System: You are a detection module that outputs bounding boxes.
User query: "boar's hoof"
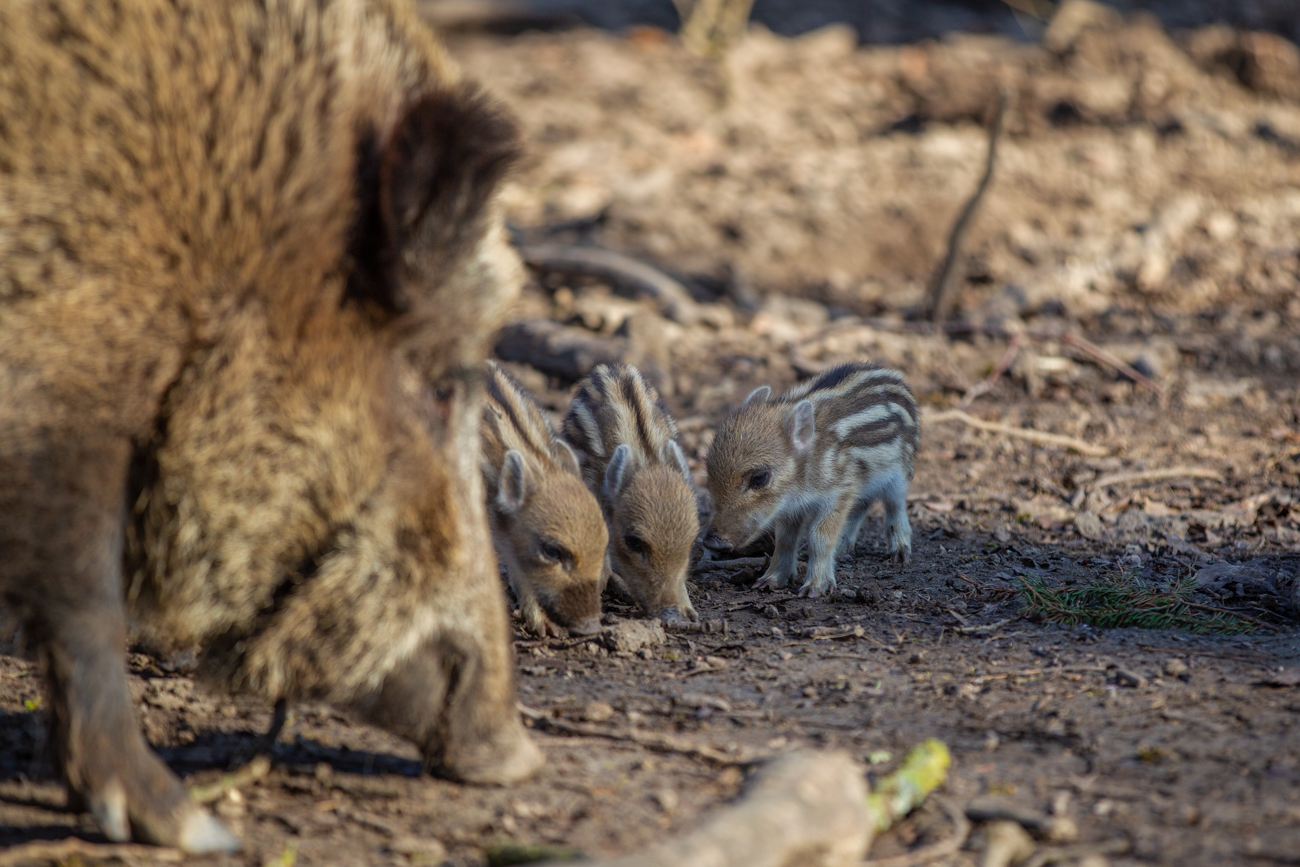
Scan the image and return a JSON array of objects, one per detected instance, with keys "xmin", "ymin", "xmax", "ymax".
[
  {"xmin": 176, "ymin": 806, "xmax": 242, "ymax": 853},
  {"xmin": 86, "ymin": 777, "xmax": 239, "ymax": 853},
  {"xmin": 568, "ymin": 615, "xmax": 603, "ymax": 637},
  {"xmin": 435, "ymin": 723, "xmax": 544, "ymax": 785}
]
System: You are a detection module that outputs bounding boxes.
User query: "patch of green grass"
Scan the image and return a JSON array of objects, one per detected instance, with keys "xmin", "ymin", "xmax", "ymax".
[{"xmin": 1017, "ymin": 569, "xmax": 1256, "ymax": 634}]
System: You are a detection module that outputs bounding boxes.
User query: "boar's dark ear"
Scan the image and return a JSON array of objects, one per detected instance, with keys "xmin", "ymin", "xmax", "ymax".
[{"xmin": 346, "ymin": 84, "xmax": 521, "ymax": 318}]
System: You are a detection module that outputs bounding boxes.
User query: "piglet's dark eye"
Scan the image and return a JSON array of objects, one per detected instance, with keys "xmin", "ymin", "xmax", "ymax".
[
  {"xmin": 539, "ymin": 542, "xmax": 566, "ymax": 564},
  {"xmin": 623, "ymin": 533, "xmax": 649, "ymax": 557},
  {"xmin": 747, "ymin": 469, "xmax": 771, "ymax": 491}
]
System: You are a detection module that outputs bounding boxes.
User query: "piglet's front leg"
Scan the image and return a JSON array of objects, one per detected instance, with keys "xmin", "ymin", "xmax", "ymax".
[
  {"xmin": 752, "ymin": 515, "xmax": 802, "ymax": 591},
  {"xmin": 798, "ymin": 498, "xmax": 853, "ymax": 599},
  {"xmin": 880, "ymin": 471, "xmax": 913, "ymax": 564}
]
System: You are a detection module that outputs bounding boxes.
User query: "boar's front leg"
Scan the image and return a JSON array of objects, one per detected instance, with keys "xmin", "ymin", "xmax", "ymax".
[
  {"xmin": 2, "ymin": 437, "xmax": 237, "ymax": 852},
  {"xmin": 356, "ymin": 625, "xmax": 543, "ymax": 785}
]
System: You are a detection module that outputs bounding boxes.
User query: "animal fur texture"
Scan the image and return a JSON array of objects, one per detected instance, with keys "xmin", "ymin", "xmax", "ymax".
[
  {"xmin": 0, "ymin": 0, "xmax": 538, "ymax": 852},
  {"xmin": 706, "ymin": 362, "xmax": 919, "ymax": 598},
  {"xmin": 562, "ymin": 363, "xmax": 700, "ymax": 621},
  {"xmin": 481, "ymin": 361, "xmax": 607, "ymax": 637}
]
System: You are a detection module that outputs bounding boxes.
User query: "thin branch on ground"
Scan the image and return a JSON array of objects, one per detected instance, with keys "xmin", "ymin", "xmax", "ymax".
[
  {"xmin": 1023, "ymin": 837, "xmax": 1132, "ymax": 867},
  {"xmin": 952, "ymin": 618, "xmax": 1014, "ymax": 635},
  {"xmin": 925, "ymin": 409, "xmax": 1108, "ymax": 456},
  {"xmin": 518, "ymin": 243, "xmax": 701, "ymax": 325},
  {"xmin": 1091, "ymin": 466, "xmax": 1223, "ymax": 489},
  {"xmin": 518, "ymin": 704, "xmax": 760, "ymax": 766},
  {"xmin": 0, "ymin": 839, "xmax": 183, "ymax": 866},
  {"xmin": 189, "ymin": 754, "xmax": 272, "ymax": 804},
  {"xmin": 927, "ymin": 88, "xmax": 1009, "ymax": 321},
  {"xmin": 862, "ymin": 798, "xmax": 971, "ymax": 867},
  {"xmin": 958, "ymin": 332, "xmax": 1023, "ymax": 408},
  {"xmin": 1060, "ymin": 333, "xmax": 1165, "ymax": 398},
  {"xmin": 663, "ymin": 619, "xmax": 731, "ymax": 634},
  {"xmin": 695, "ymin": 556, "xmax": 769, "ymax": 573}
]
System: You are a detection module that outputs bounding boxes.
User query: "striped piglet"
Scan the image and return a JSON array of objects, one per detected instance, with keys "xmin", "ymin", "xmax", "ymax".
[
  {"xmin": 562, "ymin": 364, "xmax": 700, "ymax": 622},
  {"xmin": 481, "ymin": 361, "xmax": 607, "ymax": 636},
  {"xmin": 705, "ymin": 362, "xmax": 919, "ymax": 598}
]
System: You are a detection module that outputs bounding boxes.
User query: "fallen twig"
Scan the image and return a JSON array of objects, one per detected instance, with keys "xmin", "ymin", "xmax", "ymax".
[
  {"xmin": 927, "ymin": 88, "xmax": 1009, "ymax": 321},
  {"xmin": 799, "ymin": 625, "xmax": 867, "ymax": 641},
  {"xmin": 965, "ymin": 798, "xmax": 1077, "ymax": 843},
  {"xmin": 980, "ymin": 820, "xmax": 1036, "ymax": 867},
  {"xmin": 952, "ymin": 618, "xmax": 1014, "ymax": 635},
  {"xmin": 575, "ymin": 750, "xmax": 870, "ymax": 867},
  {"xmin": 695, "ymin": 556, "xmax": 769, "ymax": 573},
  {"xmin": 0, "ymin": 839, "xmax": 183, "ymax": 866},
  {"xmin": 1091, "ymin": 466, "xmax": 1223, "ymax": 489},
  {"xmin": 518, "ymin": 704, "xmax": 756, "ymax": 766},
  {"xmin": 189, "ymin": 754, "xmax": 271, "ymax": 804},
  {"xmin": 519, "ymin": 243, "xmax": 701, "ymax": 325},
  {"xmin": 663, "ymin": 619, "xmax": 731, "ymax": 634},
  {"xmin": 1023, "ymin": 837, "xmax": 1131, "ymax": 867},
  {"xmin": 925, "ymin": 409, "xmax": 1108, "ymax": 456},
  {"xmin": 1060, "ymin": 333, "xmax": 1164, "ymax": 398},
  {"xmin": 862, "ymin": 798, "xmax": 971, "ymax": 867},
  {"xmin": 958, "ymin": 332, "xmax": 1023, "ymax": 409},
  {"xmin": 495, "ymin": 318, "xmax": 625, "ymax": 382}
]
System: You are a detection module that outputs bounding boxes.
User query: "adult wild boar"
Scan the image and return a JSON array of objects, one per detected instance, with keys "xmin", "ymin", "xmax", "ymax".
[{"xmin": 0, "ymin": 0, "xmax": 541, "ymax": 852}]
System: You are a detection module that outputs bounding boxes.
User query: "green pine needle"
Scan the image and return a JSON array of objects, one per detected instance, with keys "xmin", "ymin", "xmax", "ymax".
[{"xmin": 1017, "ymin": 569, "xmax": 1256, "ymax": 635}]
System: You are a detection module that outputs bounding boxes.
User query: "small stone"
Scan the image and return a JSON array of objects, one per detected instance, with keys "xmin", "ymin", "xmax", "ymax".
[
  {"xmin": 651, "ymin": 787, "xmax": 679, "ymax": 815},
  {"xmin": 1074, "ymin": 512, "xmax": 1103, "ymax": 540},
  {"xmin": 604, "ymin": 619, "xmax": 667, "ymax": 654},
  {"xmin": 1163, "ymin": 658, "xmax": 1189, "ymax": 679},
  {"xmin": 389, "ymin": 836, "xmax": 448, "ymax": 865},
  {"xmin": 1113, "ymin": 669, "xmax": 1146, "ymax": 688},
  {"xmin": 582, "ymin": 700, "xmax": 614, "ymax": 723}
]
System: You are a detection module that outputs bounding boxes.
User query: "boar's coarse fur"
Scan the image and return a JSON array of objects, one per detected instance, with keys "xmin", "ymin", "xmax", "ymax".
[{"xmin": 0, "ymin": 0, "xmax": 541, "ymax": 852}]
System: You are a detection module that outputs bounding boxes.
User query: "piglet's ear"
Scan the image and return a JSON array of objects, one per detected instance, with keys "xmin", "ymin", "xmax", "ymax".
[
  {"xmin": 498, "ymin": 450, "xmax": 528, "ymax": 514},
  {"xmin": 741, "ymin": 386, "xmax": 771, "ymax": 409},
  {"xmin": 665, "ymin": 440, "xmax": 691, "ymax": 483},
  {"xmin": 553, "ymin": 438, "xmax": 583, "ymax": 478},
  {"xmin": 788, "ymin": 399, "xmax": 815, "ymax": 455},
  {"xmin": 346, "ymin": 83, "xmax": 521, "ymax": 317},
  {"xmin": 603, "ymin": 443, "xmax": 631, "ymax": 503}
]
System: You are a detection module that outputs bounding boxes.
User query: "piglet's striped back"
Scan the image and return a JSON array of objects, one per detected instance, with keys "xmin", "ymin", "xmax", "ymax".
[
  {"xmin": 482, "ymin": 361, "xmax": 572, "ymax": 486},
  {"xmin": 561, "ymin": 363, "xmax": 680, "ymax": 489},
  {"xmin": 780, "ymin": 362, "xmax": 919, "ymax": 469}
]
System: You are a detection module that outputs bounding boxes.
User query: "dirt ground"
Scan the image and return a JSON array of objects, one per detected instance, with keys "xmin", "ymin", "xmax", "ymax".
[{"xmin": 4, "ymin": 5, "xmax": 1300, "ymax": 866}]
